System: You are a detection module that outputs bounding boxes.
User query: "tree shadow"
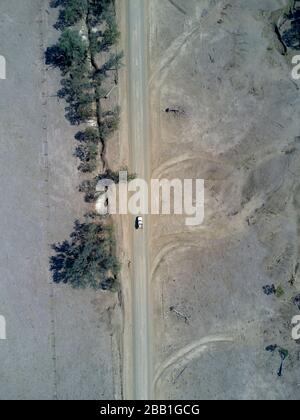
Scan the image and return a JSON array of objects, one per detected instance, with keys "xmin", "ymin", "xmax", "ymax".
[
  {"xmin": 282, "ymin": 8, "xmax": 300, "ymax": 50},
  {"xmin": 50, "ymin": 217, "xmax": 119, "ymax": 290}
]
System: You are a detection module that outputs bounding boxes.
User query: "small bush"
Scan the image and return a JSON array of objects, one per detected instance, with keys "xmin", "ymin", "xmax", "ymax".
[
  {"xmin": 97, "ymin": 52, "xmax": 124, "ymax": 77},
  {"xmin": 75, "ymin": 127, "xmax": 100, "ymax": 143},
  {"xmin": 75, "ymin": 142, "xmax": 98, "ymax": 173},
  {"xmin": 99, "ymin": 106, "xmax": 120, "ymax": 138},
  {"xmin": 79, "ymin": 179, "xmax": 99, "ymax": 202},
  {"xmin": 276, "ymin": 285, "xmax": 285, "ymax": 298}
]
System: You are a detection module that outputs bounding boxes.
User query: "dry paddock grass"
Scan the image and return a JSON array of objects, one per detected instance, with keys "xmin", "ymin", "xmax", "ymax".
[
  {"xmin": 0, "ymin": 0, "xmax": 120, "ymax": 400},
  {"xmin": 148, "ymin": 0, "xmax": 300, "ymax": 400}
]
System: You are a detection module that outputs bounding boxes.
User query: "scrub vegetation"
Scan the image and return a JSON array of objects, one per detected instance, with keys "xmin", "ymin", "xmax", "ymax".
[{"xmin": 47, "ymin": 0, "xmax": 123, "ymax": 290}]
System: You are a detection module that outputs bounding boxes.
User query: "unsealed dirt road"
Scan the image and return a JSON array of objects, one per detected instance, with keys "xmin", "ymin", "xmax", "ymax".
[{"xmin": 126, "ymin": 0, "xmax": 153, "ymax": 400}]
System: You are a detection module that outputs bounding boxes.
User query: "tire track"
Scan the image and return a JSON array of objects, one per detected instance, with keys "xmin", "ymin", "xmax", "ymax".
[
  {"xmin": 149, "ymin": 23, "xmax": 203, "ymax": 87},
  {"xmin": 149, "ymin": 1, "xmax": 223, "ymax": 87},
  {"xmin": 154, "ymin": 335, "xmax": 235, "ymax": 392},
  {"xmin": 167, "ymin": 0, "xmax": 187, "ymax": 16}
]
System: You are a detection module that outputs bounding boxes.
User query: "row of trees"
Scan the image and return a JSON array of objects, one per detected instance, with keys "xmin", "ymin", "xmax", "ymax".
[
  {"xmin": 47, "ymin": 0, "xmax": 123, "ymax": 290},
  {"xmin": 51, "ymin": 0, "xmax": 118, "ymax": 30},
  {"xmin": 46, "ymin": 29, "xmax": 122, "ymax": 123}
]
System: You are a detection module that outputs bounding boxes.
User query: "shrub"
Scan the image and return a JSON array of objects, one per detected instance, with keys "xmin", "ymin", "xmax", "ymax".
[
  {"xmin": 97, "ymin": 52, "xmax": 124, "ymax": 77},
  {"xmin": 99, "ymin": 106, "xmax": 120, "ymax": 138},
  {"xmin": 75, "ymin": 127, "xmax": 100, "ymax": 143},
  {"xmin": 75, "ymin": 142, "xmax": 98, "ymax": 173},
  {"xmin": 276, "ymin": 285, "xmax": 285, "ymax": 298},
  {"xmin": 79, "ymin": 179, "xmax": 99, "ymax": 202}
]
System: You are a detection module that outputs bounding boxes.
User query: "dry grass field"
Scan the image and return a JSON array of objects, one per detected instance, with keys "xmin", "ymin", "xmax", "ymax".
[
  {"xmin": 146, "ymin": 0, "xmax": 300, "ymax": 399},
  {"xmin": 0, "ymin": 0, "xmax": 120, "ymax": 400}
]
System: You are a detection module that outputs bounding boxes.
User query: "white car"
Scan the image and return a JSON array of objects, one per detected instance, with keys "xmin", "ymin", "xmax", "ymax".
[{"xmin": 136, "ymin": 216, "xmax": 144, "ymax": 230}]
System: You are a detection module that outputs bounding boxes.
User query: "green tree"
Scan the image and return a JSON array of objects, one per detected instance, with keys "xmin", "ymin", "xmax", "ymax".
[
  {"xmin": 99, "ymin": 19, "xmax": 120, "ymax": 51},
  {"xmin": 75, "ymin": 142, "xmax": 98, "ymax": 173},
  {"xmin": 75, "ymin": 127, "xmax": 100, "ymax": 144},
  {"xmin": 46, "ymin": 29, "xmax": 88, "ymax": 73},
  {"xmin": 58, "ymin": 29, "xmax": 88, "ymax": 70},
  {"xmin": 64, "ymin": 0, "xmax": 88, "ymax": 26},
  {"xmin": 97, "ymin": 52, "xmax": 124, "ymax": 77},
  {"xmin": 88, "ymin": 0, "xmax": 115, "ymax": 25},
  {"xmin": 99, "ymin": 105, "xmax": 120, "ymax": 138},
  {"xmin": 50, "ymin": 216, "xmax": 120, "ymax": 290}
]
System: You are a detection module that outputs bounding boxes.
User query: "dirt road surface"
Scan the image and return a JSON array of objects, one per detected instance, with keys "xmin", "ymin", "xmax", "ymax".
[{"xmin": 127, "ymin": 0, "xmax": 153, "ymax": 400}]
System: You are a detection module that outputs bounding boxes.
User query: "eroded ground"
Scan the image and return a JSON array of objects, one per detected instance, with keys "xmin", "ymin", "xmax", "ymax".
[{"xmin": 149, "ymin": 0, "xmax": 300, "ymax": 400}]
